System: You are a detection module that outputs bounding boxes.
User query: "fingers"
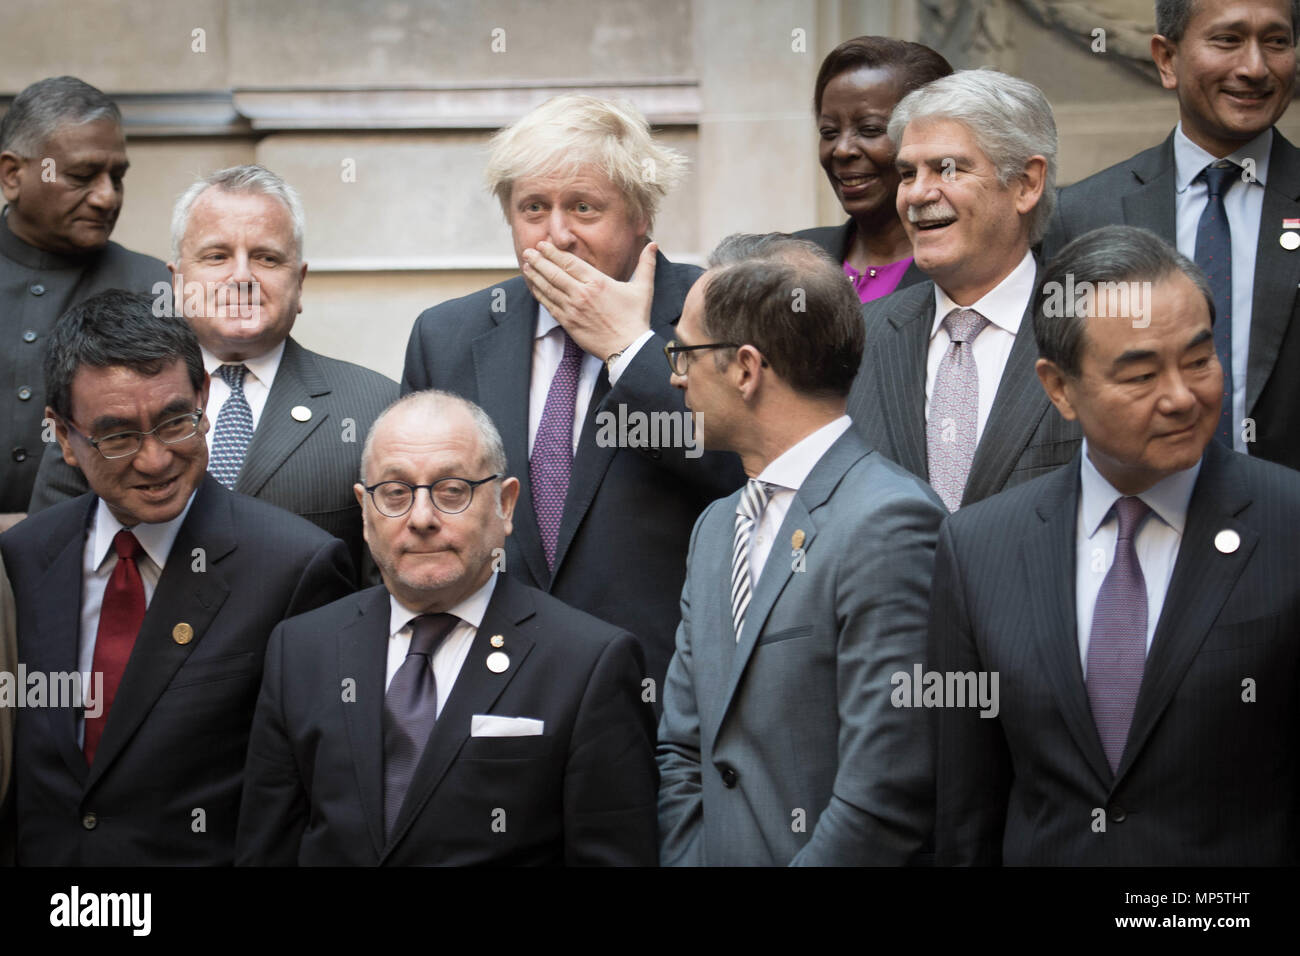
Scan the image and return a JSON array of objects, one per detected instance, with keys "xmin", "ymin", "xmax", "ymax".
[{"xmin": 631, "ymin": 241, "xmax": 658, "ymax": 291}]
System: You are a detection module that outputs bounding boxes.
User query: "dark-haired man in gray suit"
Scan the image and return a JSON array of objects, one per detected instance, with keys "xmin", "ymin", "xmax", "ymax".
[
  {"xmin": 933, "ymin": 225, "xmax": 1300, "ymax": 865},
  {"xmin": 29, "ymin": 165, "xmax": 397, "ymax": 583},
  {"xmin": 848, "ymin": 70, "xmax": 1080, "ymax": 511},
  {"xmin": 657, "ymin": 234, "xmax": 944, "ymax": 866}
]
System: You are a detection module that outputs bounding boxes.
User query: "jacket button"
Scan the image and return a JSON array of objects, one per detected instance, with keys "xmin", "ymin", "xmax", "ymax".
[
  {"xmin": 11, "ymin": 447, "xmax": 27, "ymax": 463},
  {"xmin": 22, "ymin": 329, "xmax": 37, "ymax": 343},
  {"xmin": 719, "ymin": 765, "xmax": 738, "ymax": 788},
  {"xmin": 1109, "ymin": 806, "xmax": 1127, "ymax": 823},
  {"xmin": 82, "ymin": 812, "xmax": 98, "ymax": 830},
  {"xmin": 17, "ymin": 386, "xmax": 31, "ymax": 401},
  {"xmin": 30, "ymin": 283, "xmax": 45, "ymax": 296}
]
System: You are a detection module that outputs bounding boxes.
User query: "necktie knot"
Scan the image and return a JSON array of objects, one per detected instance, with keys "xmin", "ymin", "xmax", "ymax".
[
  {"xmin": 218, "ymin": 363, "xmax": 248, "ymax": 390},
  {"xmin": 1200, "ymin": 161, "xmax": 1241, "ymax": 199},
  {"xmin": 407, "ymin": 612, "xmax": 458, "ymax": 658},
  {"xmin": 943, "ymin": 308, "xmax": 989, "ymax": 346},
  {"xmin": 737, "ymin": 479, "xmax": 773, "ymax": 520},
  {"xmin": 112, "ymin": 528, "xmax": 142, "ymax": 561},
  {"xmin": 1112, "ymin": 496, "xmax": 1150, "ymax": 542}
]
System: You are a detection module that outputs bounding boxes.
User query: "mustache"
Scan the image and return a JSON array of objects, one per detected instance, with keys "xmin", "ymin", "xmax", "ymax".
[{"xmin": 906, "ymin": 203, "xmax": 958, "ymax": 224}]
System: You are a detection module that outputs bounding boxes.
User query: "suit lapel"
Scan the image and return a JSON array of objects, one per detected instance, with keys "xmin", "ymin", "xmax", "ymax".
[
  {"xmin": 1021, "ymin": 458, "xmax": 1114, "ymax": 788},
  {"xmin": 1116, "ymin": 443, "xmax": 1255, "ymax": 782},
  {"xmin": 1119, "ymin": 133, "xmax": 1178, "ymax": 238},
  {"xmin": 873, "ymin": 284, "xmax": 930, "ymax": 479},
  {"xmin": 85, "ymin": 477, "xmax": 235, "ymax": 792},
  {"xmin": 1246, "ymin": 131, "xmax": 1300, "ymax": 415},
  {"xmin": 338, "ymin": 586, "xmax": 390, "ymax": 859},
  {"xmin": 382, "ymin": 575, "xmax": 537, "ymax": 860},
  {"xmin": 236, "ymin": 338, "xmax": 330, "ymax": 497},
  {"xmin": 472, "ymin": 282, "xmax": 550, "ymax": 588}
]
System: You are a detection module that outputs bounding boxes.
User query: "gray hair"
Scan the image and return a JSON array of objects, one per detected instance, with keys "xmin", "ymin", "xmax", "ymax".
[
  {"xmin": 483, "ymin": 93, "xmax": 687, "ymax": 230},
  {"xmin": 1035, "ymin": 225, "xmax": 1214, "ymax": 378},
  {"xmin": 1156, "ymin": 0, "xmax": 1300, "ymax": 43},
  {"xmin": 889, "ymin": 68, "xmax": 1058, "ymax": 245},
  {"xmin": 170, "ymin": 164, "xmax": 305, "ymax": 264},
  {"xmin": 360, "ymin": 390, "xmax": 510, "ymax": 514},
  {"xmin": 0, "ymin": 76, "xmax": 121, "ymax": 158}
]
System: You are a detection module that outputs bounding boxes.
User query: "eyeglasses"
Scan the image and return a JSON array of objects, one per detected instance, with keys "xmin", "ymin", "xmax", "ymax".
[
  {"xmin": 664, "ymin": 339, "xmax": 740, "ymax": 376},
  {"xmin": 65, "ymin": 410, "xmax": 205, "ymax": 460},
  {"xmin": 363, "ymin": 475, "xmax": 503, "ymax": 518}
]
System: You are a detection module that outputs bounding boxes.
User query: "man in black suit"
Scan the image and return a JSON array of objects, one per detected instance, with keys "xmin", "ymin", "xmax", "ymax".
[
  {"xmin": 1043, "ymin": 0, "xmax": 1300, "ymax": 470},
  {"xmin": 28, "ymin": 165, "xmax": 398, "ymax": 583},
  {"xmin": 932, "ymin": 225, "xmax": 1300, "ymax": 865},
  {"xmin": 0, "ymin": 76, "xmax": 170, "ymax": 528},
  {"xmin": 0, "ymin": 290, "xmax": 353, "ymax": 865},
  {"xmin": 403, "ymin": 94, "xmax": 743, "ymax": 698},
  {"xmin": 847, "ymin": 70, "xmax": 1080, "ymax": 510},
  {"xmin": 236, "ymin": 390, "xmax": 657, "ymax": 865}
]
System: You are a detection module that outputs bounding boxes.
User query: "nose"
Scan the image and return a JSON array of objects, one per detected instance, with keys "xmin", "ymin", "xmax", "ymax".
[
  {"xmin": 85, "ymin": 171, "xmax": 120, "ymax": 213},
  {"xmin": 131, "ymin": 431, "xmax": 175, "ymax": 476},
  {"xmin": 1158, "ymin": 367, "xmax": 1200, "ymax": 418},
  {"xmin": 900, "ymin": 167, "xmax": 940, "ymax": 210},
  {"xmin": 406, "ymin": 486, "xmax": 443, "ymax": 531},
  {"xmin": 546, "ymin": 207, "xmax": 576, "ymax": 249},
  {"xmin": 1235, "ymin": 38, "xmax": 1270, "ymax": 81},
  {"xmin": 670, "ymin": 367, "xmax": 687, "ymax": 390},
  {"xmin": 832, "ymin": 130, "xmax": 861, "ymax": 161}
]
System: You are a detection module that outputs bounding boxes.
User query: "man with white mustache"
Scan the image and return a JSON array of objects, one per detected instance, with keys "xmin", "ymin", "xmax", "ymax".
[{"xmin": 847, "ymin": 69, "xmax": 1080, "ymax": 511}]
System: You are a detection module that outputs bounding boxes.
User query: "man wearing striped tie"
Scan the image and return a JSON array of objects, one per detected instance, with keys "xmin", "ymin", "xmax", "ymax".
[{"xmin": 656, "ymin": 233, "xmax": 946, "ymax": 866}]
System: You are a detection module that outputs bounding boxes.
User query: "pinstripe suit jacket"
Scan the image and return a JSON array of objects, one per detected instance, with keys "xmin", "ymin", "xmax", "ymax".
[
  {"xmin": 846, "ymin": 275, "xmax": 1081, "ymax": 507},
  {"xmin": 930, "ymin": 441, "xmax": 1300, "ymax": 865},
  {"xmin": 27, "ymin": 336, "xmax": 397, "ymax": 584}
]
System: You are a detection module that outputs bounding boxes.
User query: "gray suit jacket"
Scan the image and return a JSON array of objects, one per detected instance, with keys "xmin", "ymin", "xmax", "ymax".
[
  {"xmin": 657, "ymin": 427, "xmax": 944, "ymax": 865},
  {"xmin": 846, "ymin": 275, "xmax": 1081, "ymax": 506},
  {"xmin": 28, "ymin": 336, "xmax": 397, "ymax": 584},
  {"xmin": 1042, "ymin": 129, "xmax": 1300, "ymax": 471}
]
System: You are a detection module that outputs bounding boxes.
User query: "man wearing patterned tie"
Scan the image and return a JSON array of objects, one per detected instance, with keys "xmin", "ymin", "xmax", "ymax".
[
  {"xmin": 0, "ymin": 289, "xmax": 353, "ymax": 864},
  {"xmin": 402, "ymin": 96, "xmax": 744, "ymax": 703},
  {"xmin": 931, "ymin": 225, "xmax": 1300, "ymax": 865},
  {"xmin": 1044, "ymin": 0, "xmax": 1300, "ymax": 472},
  {"xmin": 847, "ymin": 70, "xmax": 1080, "ymax": 510},
  {"xmin": 656, "ymin": 234, "xmax": 945, "ymax": 866}
]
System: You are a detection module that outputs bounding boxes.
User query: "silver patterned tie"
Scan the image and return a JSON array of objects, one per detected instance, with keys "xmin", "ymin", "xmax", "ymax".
[
  {"xmin": 730, "ymin": 479, "xmax": 773, "ymax": 642},
  {"xmin": 209, "ymin": 363, "xmax": 255, "ymax": 489},
  {"xmin": 927, "ymin": 308, "xmax": 990, "ymax": 511}
]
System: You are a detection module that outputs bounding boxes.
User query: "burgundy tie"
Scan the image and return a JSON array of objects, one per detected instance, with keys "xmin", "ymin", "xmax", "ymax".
[
  {"xmin": 84, "ymin": 529, "xmax": 146, "ymax": 764},
  {"xmin": 531, "ymin": 329, "xmax": 584, "ymax": 570}
]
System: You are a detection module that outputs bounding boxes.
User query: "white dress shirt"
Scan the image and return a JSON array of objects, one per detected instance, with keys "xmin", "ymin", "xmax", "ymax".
[
  {"xmin": 748, "ymin": 415, "xmax": 853, "ymax": 585},
  {"xmin": 385, "ymin": 572, "xmax": 498, "ymax": 716},
  {"xmin": 1074, "ymin": 440, "xmax": 1200, "ymax": 675},
  {"xmin": 527, "ymin": 304, "xmax": 652, "ymax": 456},
  {"xmin": 1173, "ymin": 123, "xmax": 1270, "ymax": 453},
  {"xmin": 201, "ymin": 340, "xmax": 285, "ymax": 451},
  {"xmin": 926, "ymin": 250, "xmax": 1036, "ymax": 446},
  {"xmin": 77, "ymin": 492, "xmax": 196, "ymax": 744}
]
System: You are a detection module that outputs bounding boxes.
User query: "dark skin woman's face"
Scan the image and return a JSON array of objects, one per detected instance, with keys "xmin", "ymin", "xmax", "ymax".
[{"xmin": 818, "ymin": 65, "xmax": 905, "ymax": 223}]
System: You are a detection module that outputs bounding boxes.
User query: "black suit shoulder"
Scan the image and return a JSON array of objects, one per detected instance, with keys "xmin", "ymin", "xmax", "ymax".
[
  {"xmin": 0, "ymin": 491, "xmax": 87, "ymax": 557},
  {"xmin": 290, "ymin": 340, "xmax": 398, "ymax": 407},
  {"xmin": 793, "ymin": 221, "xmax": 852, "ymax": 261},
  {"xmin": 97, "ymin": 240, "xmax": 170, "ymax": 284}
]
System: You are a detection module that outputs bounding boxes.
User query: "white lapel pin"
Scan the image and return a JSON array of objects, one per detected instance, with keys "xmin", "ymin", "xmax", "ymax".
[
  {"xmin": 1214, "ymin": 529, "xmax": 1240, "ymax": 554},
  {"xmin": 291, "ymin": 405, "xmax": 312, "ymax": 422},
  {"xmin": 486, "ymin": 651, "xmax": 509, "ymax": 673}
]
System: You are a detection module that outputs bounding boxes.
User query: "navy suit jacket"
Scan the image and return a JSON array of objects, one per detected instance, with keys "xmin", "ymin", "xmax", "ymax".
[
  {"xmin": 793, "ymin": 219, "xmax": 927, "ymax": 291},
  {"xmin": 0, "ymin": 475, "xmax": 354, "ymax": 865},
  {"xmin": 401, "ymin": 252, "xmax": 745, "ymax": 696}
]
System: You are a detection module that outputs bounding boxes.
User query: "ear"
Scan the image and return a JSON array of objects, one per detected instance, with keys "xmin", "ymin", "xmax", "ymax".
[
  {"xmin": 45, "ymin": 406, "xmax": 80, "ymax": 469},
  {"xmin": 0, "ymin": 150, "xmax": 25, "ymax": 203},
  {"xmin": 1015, "ymin": 155, "xmax": 1048, "ymax": 218},
  {"xmin": 197, "ymin": 371, "xmax": 211, "ymax": 423},
  {"xmin": 732, "ymin": 344, "xmax": 768, "ymax": 400},
  {"xmin": 1150, "ymin": 34, "xmax": 1179, "ymax": 91},
  {"xmin": 296, "ymin": 260, "xmax": 308, "ymax": 315},
  {"xmin": 354, "ymin": 481, "xmax": 366, "ymax": 509},
  {"xmin": 497, "ymin": 475, "xmax": 520, "ymax": 534},
  {"xmin": 1035, "ymin": 358, "xmax": 1079, "ymax": 422}
]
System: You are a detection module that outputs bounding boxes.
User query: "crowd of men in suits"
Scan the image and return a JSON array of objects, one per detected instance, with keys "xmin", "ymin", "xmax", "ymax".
[{"xmin": 1, "ymin": 0, "xmax": 1299, "ymax": 866}]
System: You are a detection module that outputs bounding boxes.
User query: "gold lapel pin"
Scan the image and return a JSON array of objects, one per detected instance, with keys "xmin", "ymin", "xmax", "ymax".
[
  {"xmin": 791, "ymin": 529, "xmax": 806, "ymax": 550},
  {"xmin": 490, "ymin": 634, "xmax": 504, "ymax": 648},
  {"xmin": 172, "ymin": 622, "xmax": 194, "ymax": 645}
]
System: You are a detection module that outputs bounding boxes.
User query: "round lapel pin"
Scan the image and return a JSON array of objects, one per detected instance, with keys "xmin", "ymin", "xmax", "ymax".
[
  {"xmin": 1214, "ymin": 529, "xmax": 1241, "ymax": 554},
  {"xmin": 486, "ymin": 651, "xmax": 510, "ymax": 673},
  {"xmin": 1282, "ymin": 232, "xmax": 1300, "ymax": 251},
  {"xmin": 489, "ymin": 634, "xmax": 504, "ymax": 648},
  {"xmin": 172, "ymin": 622, "xmax": 194, "ymax": 645},
  {"xmin": 291, "ymin": 405, "xmax": 312, "ymax": 422}
]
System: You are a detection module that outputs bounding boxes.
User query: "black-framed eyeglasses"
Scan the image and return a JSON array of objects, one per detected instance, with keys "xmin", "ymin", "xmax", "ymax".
[
  {"xmin": 363, "ymin": 475, "xmax": 503, "ymax": 518},
  {"xmin": 64, "ymin": 409, "xmax": 205, "ymax": 460},
  {"xmin": 664, "ymin": 339, "xmax": 740, "ymax": 376}
]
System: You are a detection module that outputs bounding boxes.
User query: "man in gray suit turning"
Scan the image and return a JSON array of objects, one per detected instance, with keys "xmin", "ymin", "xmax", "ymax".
[{"xmin": 657, "ymin": 234, "xmax": 946, "ymax": 866}]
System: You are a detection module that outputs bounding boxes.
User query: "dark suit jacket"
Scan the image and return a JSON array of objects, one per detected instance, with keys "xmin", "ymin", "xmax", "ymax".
[
  {"xmin": 847, "ymin": 275, "xmax": 1081, "ymax": 506},
  {"xmin": 793, "ymin": 219, "xmax": 927, "ymax": 291},
  {"xmin": 0, "ymin": 474, "xmax": 354, "ymax": 865},
  {"xmin": 28, "ymin": 336, "xmax": 397, "ymax": 584},
  {"xmin": 235, "ymin": 574, "xmax": 658, "ymax": 865},
  {"xmin": 930, "ymin": 441, "xmax": 1300, "ymax": 865},
  {"xmin": 401, "ymin": 252, "xmax": 745, "ymax": 695},
  {"xmin": 1043, "ymin": 129, "xmax": 1300, "ymax": 471}
]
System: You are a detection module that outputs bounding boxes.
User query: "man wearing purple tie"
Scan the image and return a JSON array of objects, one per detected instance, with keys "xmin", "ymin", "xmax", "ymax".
[
  {"xmin": 402, "ymin": 95, "xmax": 744, "ymax": 703},
  {"xmin": 930, "ymin": 225, "xmax": 1300, "ymax": 865}
]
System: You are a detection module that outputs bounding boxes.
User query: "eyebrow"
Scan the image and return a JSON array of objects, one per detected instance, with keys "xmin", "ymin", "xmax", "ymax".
[
  {"xmin": 90, "ymin": 399, "xmax": 195, "ymax": 434},
  {"xmin": 1108, "ymin": 329, "xmax": 1215, "ymax": 372}
]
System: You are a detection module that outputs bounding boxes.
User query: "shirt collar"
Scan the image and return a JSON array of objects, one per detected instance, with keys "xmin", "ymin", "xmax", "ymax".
[
  {"xmin": 1078, "ymin": 438, "xmax": 1201, "ymax": 539},
  {"xmin": 90, "ymin": 489, "xmax": 197, "ymax": 572},
  {"xmin": 756, "ymin": 416, "xmax": 852, "ymax": 492},
  {"xmin": 201, "ymin": 339, "xmax": 286, "ymax": 393},
  {"xmin": 932, "ymin": 249, "xmax": 1036, "ymax": 339},
  {"xmin": 1174, "ymin": 122, "xmax": 1272, "ymax": 193},
  {"xmin": 534, "ymin": 303, "xmax": 559, "ymax": 340},
  {"xmin": 388, "ymin": 571, "xmax": 499, "ymax": 637}
]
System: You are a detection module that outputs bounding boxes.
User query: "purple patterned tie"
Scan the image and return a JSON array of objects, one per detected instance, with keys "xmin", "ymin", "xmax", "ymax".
[
  {"xmin": 1086, "ymin": 496, "xmax": 1150, "ymax": 774},
  {"xmin": 927, "ymin": 308, "xmax": 990, "ymax": 512},
  {"xmin": 531, "ymin": 328, "xmax": 585, "ymax": 570}
]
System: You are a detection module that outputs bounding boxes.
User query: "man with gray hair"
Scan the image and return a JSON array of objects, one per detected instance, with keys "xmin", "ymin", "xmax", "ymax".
[
  {"xmin": 847, "ymin": 68, "xmax": 1080, "ymax": 511},
  {"xmin": 403, "ymin": 94, "xmax": 743, "ymax": 703},
  {"xmin": 0, "ymin": 76, "xmax": 168, "ymax": 528},
  {"xmin": 237, "ymin": 390, "xmax": 657, "ymax": 865},
  {"xmin": 28, "ymin": 163, "xmax": 398, "ymax": 583}
]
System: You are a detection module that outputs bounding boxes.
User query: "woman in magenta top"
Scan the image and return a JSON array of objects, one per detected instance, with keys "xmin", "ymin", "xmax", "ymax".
[{"xmin": 795, "ymin": 36, "xmax": 952, "ymax": 303}]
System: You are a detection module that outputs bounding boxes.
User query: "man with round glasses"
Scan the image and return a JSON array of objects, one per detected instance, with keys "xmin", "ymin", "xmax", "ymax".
[
  {"xmin": 237, "ymin": 390, "xmax": 657, "ymax": 865},
  {"xmin": 0, "ymin": 289, "xmax": 354, "ymax": 865}
]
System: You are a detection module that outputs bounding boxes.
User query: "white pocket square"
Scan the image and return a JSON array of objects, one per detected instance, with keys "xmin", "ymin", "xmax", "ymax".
[{"xmin": 471, "ymin": 715, "xmax": 545, "ymax": 737}]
